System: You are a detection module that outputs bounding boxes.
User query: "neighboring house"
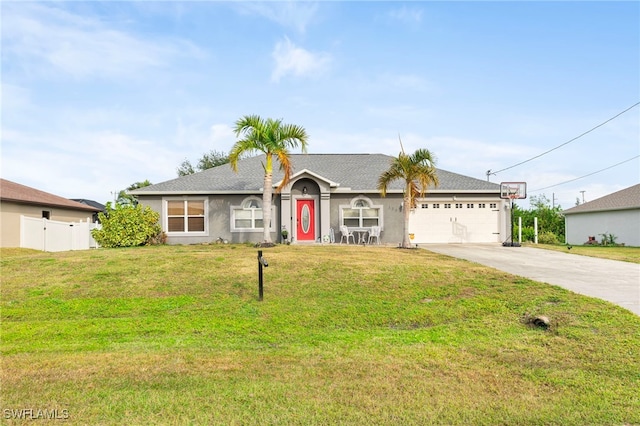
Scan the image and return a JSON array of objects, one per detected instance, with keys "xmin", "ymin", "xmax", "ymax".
[
  {"xmin": 132, "ymin": 154, "xmax": 509, "ymax": 245},
  {"xmin": 563, "ymin": 184, "xmax": 640, "ymax": 247},
  {"xmin": 71, "ymin": 199, "xmax": 106, "ymax": 222},
  {"xmin": 0, "ymin": 179, "xmax": 101, "ymax": 248}
]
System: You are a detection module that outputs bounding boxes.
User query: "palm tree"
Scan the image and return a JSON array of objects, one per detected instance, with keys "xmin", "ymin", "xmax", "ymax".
[
  {"xmin": 378, "ymin": 145, "xmax": 439, "ymax": 248},
  {"xmin": 229, "ymin": 115, "xmax": 309, "ymax": 245}
]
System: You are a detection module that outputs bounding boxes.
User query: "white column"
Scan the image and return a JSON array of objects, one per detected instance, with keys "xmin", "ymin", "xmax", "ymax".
[{"xmin": 518, "ymin": 216, "xmax": 522, "ymax": 244}]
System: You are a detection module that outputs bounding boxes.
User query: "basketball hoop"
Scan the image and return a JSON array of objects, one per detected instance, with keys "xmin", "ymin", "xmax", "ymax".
[
  {"xmin": 500, "ymin": 182, "xmax": 527, "ymax": 247},
  {"xmin": 500, "ymin": 182, "xmax": 527, "ymax": 200}
]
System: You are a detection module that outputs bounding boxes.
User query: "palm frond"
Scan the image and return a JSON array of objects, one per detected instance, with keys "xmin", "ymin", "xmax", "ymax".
[{"xmin": 274, "ymin": 149, "xmax": 292, "ymax": 192}]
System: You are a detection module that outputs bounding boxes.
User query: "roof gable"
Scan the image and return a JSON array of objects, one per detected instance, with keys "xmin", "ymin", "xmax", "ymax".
[
  {"xmin": 132, "ymin": 153, "xmax": 500, "ymax": 195},
  {"xmin": 564, "ymin": 184, "xmax": 640, "ymax": 214},
  {"xmin": 0, "ymin": 179, "xmax": 100, "ymax": 212},
  {"xmin": 275, "ymin": 169, "xmax": 340, "ymax": 189}
]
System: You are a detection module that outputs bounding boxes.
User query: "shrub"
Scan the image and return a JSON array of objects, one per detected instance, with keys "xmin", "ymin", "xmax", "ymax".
[
  {"xmin": 538, "ymin": 231, "xmax": 560, "ymax": 245},
  {"xmin": 515, "ymin": 226, "xmax": 536, "ymax": 242},
  {"xmin": 92, "ymin": 203, "xmax": 163, "ymax": 248}
]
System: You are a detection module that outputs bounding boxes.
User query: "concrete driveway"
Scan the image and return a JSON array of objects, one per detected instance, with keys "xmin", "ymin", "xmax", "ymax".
[{"xmin": 424, "ymin": 244, "xmax": 640, "ymax": 316}]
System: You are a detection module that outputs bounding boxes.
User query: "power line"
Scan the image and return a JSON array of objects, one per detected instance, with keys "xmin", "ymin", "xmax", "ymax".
[
  {"xmin": 488, "ymin": 101, "xmax": 640, "ymax": 177},
  {"xmin": 530, "ymin": 155, "xmax": 640, "ymax": 192}
]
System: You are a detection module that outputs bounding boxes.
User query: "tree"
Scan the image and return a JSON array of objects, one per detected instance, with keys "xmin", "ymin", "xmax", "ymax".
[
  {"xmin": 230, "ymin": 115, "xmax": 309, "ymax": 245},
  {"xmin": 176, "ymin": 159, "xmax": 195, "ymax": 177},
  {"xmin": 378, "ymin": 145, "xmax": 439, "ymax": 248},
  {"xmin": 116, "ymin": 180, "xmax": 152, "ymax": 206},
  {"xmin": 177, "ymin": 150, "xmax": 230, "ymax": 176},
  {"xmin": 513, "ymin": 194, "xmax": 565, "ymax": 243}
]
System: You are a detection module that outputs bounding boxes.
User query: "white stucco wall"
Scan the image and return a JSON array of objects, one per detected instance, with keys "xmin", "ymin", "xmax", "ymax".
[{"xmin": 565, "ymin": 209, "xmax": 640, "ymax": 247}]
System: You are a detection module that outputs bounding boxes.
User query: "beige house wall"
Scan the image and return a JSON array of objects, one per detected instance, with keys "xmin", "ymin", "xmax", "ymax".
[{"xmin": 0, "ymin": 201, "xmax": 95, "ymax": 248}]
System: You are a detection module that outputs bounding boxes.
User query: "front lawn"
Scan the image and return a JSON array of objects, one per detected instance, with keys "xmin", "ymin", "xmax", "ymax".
[
  {"xmin": 527, "ymin": 243, "xmax": 640, "ymax": 263},
  {"xmin": 2, "ymin": 245, "xmax": 639, "ymax": 425}
]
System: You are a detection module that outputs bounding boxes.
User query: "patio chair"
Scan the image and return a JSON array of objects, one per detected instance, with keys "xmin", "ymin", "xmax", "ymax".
[
  {"xmin": 329, "ymin": 227, "xmax": 335, "ymax": 243},
  {"xmin": 368, "ymin": 226, "xmax": 381, "ymax": 245},
  {"xmin": 339, "ymin": 225, "xmax": 355, "ymax": 244}
]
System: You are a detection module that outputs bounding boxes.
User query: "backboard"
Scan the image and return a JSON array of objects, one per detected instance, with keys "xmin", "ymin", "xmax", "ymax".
[{"xmin": 500, "ymin": 182, "xmax": 527, "ymax": 200}]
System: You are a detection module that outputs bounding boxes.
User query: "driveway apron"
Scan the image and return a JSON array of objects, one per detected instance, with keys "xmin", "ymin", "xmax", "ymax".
[{"xmin": 424, "ymin": 244, "xmax": 640, "ymax": 316}]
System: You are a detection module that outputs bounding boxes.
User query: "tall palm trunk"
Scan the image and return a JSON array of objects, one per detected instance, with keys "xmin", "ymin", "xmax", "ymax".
[
  {"xmin": 262, "ymin": 154, "xmax": 273, "ymax": 244},
  {"xmin": 402, "ymin": 186, "xmax": 411, "ymax": 248}
]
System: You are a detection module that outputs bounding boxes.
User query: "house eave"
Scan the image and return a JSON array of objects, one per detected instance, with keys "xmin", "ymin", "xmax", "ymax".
[
  {"xmin": 133, "ymin": 188, "xmax": 501, "ymax": 197},
  {"xmin": 133, "ymin": 190, "xmax": 264, "ymax": 196},
  {"xmin": 0, "ymin": 197, "xmax": 100, "ymax": 212},
  {"xmin": 564, "ymin": 206, "xmax": 640, "ymax": 215}
]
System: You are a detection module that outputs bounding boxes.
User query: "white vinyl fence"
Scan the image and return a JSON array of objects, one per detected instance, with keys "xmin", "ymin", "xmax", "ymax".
[{"xmin": 21, "ymin": 216, "xmax": 100, "ymax": 252}]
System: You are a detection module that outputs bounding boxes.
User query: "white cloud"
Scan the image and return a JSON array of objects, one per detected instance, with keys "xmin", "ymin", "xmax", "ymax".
[
  {"xmin": 1, "ymin": 127, "xmax": 177, "ymax": 203},
  {"xmin": 1, "ymin": 3, "xmax": 204, "ymax": 79},
  {"xmin": 236, "ymin": 2, "xmax": 319, "ymax": 34},
  {"xmin": 271, "ymin": 37, "xmax": 332, "ymax": 82}
]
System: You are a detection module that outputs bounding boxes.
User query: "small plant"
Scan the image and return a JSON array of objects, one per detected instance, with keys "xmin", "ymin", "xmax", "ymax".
[
  {"xmin": 148, "ymin": 231, "xmax": 167, "ymax": 245},
  {"xmin": 281, "ymin": 227, "xmax": 289, "ymax": 241},
  {"xmin": 599, "ymin": 233, "xmax": 618, "ymax": 246}
]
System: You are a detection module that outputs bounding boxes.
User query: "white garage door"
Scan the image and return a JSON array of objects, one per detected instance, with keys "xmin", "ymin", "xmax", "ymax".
[{"xmin": 409, "ymin": 201, "xmax": 501, "ymax": 243}]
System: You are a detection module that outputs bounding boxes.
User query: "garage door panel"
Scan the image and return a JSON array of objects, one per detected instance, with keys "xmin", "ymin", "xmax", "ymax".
[{"xmin": 410, "ymin": 201, "xmax": 500, "ymax": 243}]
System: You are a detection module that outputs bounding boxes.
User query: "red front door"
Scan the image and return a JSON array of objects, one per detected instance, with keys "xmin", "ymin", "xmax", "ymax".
[{"xmin": 296, "ymin": 199, "xmax": 315, "ymax": 241}]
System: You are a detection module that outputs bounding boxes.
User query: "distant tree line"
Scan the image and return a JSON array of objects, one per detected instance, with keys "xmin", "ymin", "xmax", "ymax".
[{"xmin": 513, "ymin": 195, "xmax": 565, "ymax": 244}]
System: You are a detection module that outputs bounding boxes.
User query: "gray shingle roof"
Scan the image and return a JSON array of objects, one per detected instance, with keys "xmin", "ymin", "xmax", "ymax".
[
  {"xmin": 71, "ymin": 199, "xmax": 106, "ymax": 211},
  {"xmin": 563, "ymin": 184, "xmax": 640, "ymax": 214},
  {"xmin": 133, "ymin": 154, "xmax": 500, "ymax": 195}
]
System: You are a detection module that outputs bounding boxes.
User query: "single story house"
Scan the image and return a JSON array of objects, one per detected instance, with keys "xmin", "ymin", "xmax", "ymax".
[
  {"xmin": 132, "ymin": 154, "xmax": 510, "ymax": 245},
  {"xmin": 0, "ymin": 179, "xmax": 101, "ymax": 248},
  {"xmin": 71, "ymin": 199, "xmax": 106, "ymax": 223},
  {"xmin": 563, "ymin": 183, "xmax": 640, "ymax": 247}
]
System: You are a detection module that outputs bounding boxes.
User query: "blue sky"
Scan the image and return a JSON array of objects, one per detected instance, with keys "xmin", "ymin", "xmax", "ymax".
[{"xmin": 2, "ymin": 1, "xmax": 638, "ymax": 209}]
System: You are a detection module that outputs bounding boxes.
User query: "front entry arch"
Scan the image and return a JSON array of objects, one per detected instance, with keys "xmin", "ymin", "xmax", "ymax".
[{"xmin": 296, "ymin": 199, "xmax": 316, "ymax": 241}]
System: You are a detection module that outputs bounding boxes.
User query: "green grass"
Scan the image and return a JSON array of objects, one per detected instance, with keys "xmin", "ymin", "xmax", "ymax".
[
  {"xmin": 2, "ymin": 245, "xmax": 639, "ymax": 425},
  {"xmin": 527, "ymin": 243, "xmax": 640, "ymax": 263}
]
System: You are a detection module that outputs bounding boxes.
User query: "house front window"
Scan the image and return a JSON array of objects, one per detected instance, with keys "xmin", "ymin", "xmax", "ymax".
[
  {"xmin": 340, "ymin": 196, "xmax": 383, "ymax": 229},
  {"xmin": 231, "ymin": 197, "xmax": 275, "ymax": 232},
  {"xmin": 165, "ymin": 199, "xmax": 207, "ymax": 234}
]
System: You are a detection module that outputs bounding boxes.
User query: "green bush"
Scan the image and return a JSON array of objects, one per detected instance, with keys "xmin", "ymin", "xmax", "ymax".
[
  {"xmin": 513, "ymin": 195, "xmax": 565, "ymax": 241},
  {"xmin": 92, "ymin": 203, "xmax": 163, "ymax": 248},
  {"xmin": 515, "ymin": 226, "xmax": 536, "ymax": 242},
  {"xmin": 538, "ymin": 231, "xmax": 560, "ymax": 245}
]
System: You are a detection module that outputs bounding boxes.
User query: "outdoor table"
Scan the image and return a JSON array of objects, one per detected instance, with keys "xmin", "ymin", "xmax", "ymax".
[{"xmin": 350, "ymin": 227, "xmax": 370, "ymax": 244}]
